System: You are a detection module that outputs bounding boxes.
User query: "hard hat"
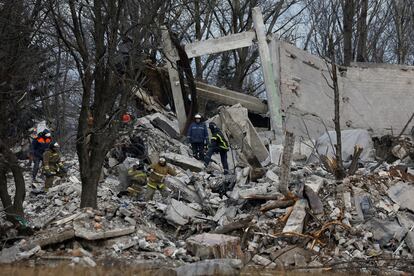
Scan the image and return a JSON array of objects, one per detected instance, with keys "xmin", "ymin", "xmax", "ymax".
[
  {"xmin": 45, "ymin": 132, "xmax": 51, "ymax": 138},
  {"xmin": 159, "ymin": 157, "xmax": 166, "ymax": 163},
  {"xmin": 194, "ymin": 114, "xmax": 202, "ymax": 119},
  {"xmin": 208, "ymin": 122, "xmax": 217, "ymax": 130}
]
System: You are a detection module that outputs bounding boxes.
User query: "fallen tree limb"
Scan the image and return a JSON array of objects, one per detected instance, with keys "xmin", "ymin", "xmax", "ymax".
[{"xmin": 260, "ymin": 199, "xmax": 295, "ymax": 212}]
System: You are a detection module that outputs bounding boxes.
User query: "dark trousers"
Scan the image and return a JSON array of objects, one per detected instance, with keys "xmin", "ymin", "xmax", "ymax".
[
  {"xmin": 204, "ymin": 147, "xmax": 229, "ymax": 174},
  {"xmin": 32, "ymin": 156, "xmax": 42, "ymax": 180},
  {"xmin": 191, "ymin": 143, "xmax": 205, "ymax": 160}
]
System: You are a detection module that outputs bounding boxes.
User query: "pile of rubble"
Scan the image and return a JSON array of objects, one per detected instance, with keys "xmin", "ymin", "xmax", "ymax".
[{"xmin": 1, "ymin": 104, "xmax": 414, "ymax": 274}]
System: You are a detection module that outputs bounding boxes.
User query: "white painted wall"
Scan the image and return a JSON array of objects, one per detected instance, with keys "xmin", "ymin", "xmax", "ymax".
[{"xmin": 270, "ymin": 39, "xmax": 414, "ymax": 139}]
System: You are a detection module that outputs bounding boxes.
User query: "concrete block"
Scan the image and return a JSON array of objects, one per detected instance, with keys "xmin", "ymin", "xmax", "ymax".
[
  {"xmin": 283, "ymin": 199, "xmax": 308, "ymax": 233},
  {"xmin": 186, "ymin": 233, "xmax": 243, "ymax": 260},
  {"xmin": 161, "ymin": 152, "xmax": 205, "ymax": 172}
]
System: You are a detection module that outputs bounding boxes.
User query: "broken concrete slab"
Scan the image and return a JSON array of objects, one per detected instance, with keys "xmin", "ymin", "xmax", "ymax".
[
  {"xmin": 164, "ymin": 176, "xmax": 202, "ymax": 204},
  {"xmin": 405, "ymin": 231, "xmax": 414, "ymax": 253},
  {"xmin": 238, "ymin": 185, "xmax": 268, "ymax": 198},
  {"xmin": 186, "ymin": 233, "xmax": 243, "ymax": 260},
  {"xmin": 283, "ymin": 199, "xmax": 308, "ymax": 233},
  {"xmin": 165, "ymin": 199, "xmax": 203, "ymax": 226},
  {"xmin": 304, "ymin": 175, "xmax": 325, "ymax": 193},
  {"xmin": 147, "ymin": 113, "xmax": 180, "ymax": 138},
  {"xmin": 175, "ymin": 259, "xmax": 242, "ymax": 276},
  {"xmin": 269, "ymin": 144, "xmax": 283, "ymax": 165},
  {"xmin": 364, "ymin": 218, "xmax": 406, "ymax": 246},
  {"xmin": 221, "ymin": 104, "xmax": 269, "ymax": 165},
  {"xmin": 388, "ymin": 181, "xmax": 414, "ymax": 212},
  {"xmin": 354, "ymin": 194, "xmax": 374, "ymax": 221},
  {"xmin": 151, "ymin": 117, "xmax": 180, "ymax": 140},
  {"xmin": 161, "ymin": 152, "xmax": 205, "ymax": 172},
  {"xmin": 304, "ymin": 185, "xmax": 323, "ymax": 214},
  {"xmin": 73, "ymin": 221, "xmax": 135, "ymax": 241},
  {"xmin": 29, "ymin": 229, "xmax": 76, "ymax": 248}
]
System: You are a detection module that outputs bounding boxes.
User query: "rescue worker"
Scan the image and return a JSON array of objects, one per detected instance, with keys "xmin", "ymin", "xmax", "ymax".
[
  {"xmin": 28, "ymin": 127, "xmax": 38, "ymax": 167},
  {"xmin": 204, "ymin": 122, "xmax": 230, "ymax": 174},
  {"xmin": 187, "ymin": 114, "xmax": 209, "ymax": 160},
  {"xmin": 127, "ymin": 161, "xmax": 147, "ymax": 198},
  {"xmin": 31, "ymin": 131, "xmax": 52, "ymax": 181},
  {"xmin": 43, "ymin": 142, "xmax": 66, "ymax": 191},
  {"xmin": 146, "ymin": 157, "xmax": 176, "ymax": 201}
]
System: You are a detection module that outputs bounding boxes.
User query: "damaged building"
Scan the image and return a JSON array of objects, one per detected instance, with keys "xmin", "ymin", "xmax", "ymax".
[{"xmin": 1, "ymin": 6, "xmax": 414, "ymax": 276}]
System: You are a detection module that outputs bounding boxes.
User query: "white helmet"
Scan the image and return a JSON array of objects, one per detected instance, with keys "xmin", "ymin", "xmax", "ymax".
[
  {"xmin": 159, "ymin": 157, "xmax": 166, "ymax": 164},
  {"xmin": 194, "ymin": 114, "xmax": 202, "ymax": 119}
]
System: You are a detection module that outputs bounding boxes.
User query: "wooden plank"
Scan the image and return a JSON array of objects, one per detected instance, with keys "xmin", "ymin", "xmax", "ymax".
[
  {"xmin": 195, "ymin": 82, "xmax": 268, "ymax": 114},
  {"xmin": 185, "ymin": 31, "xmax": 256, "ymax": 58},
  {"xmin": 252, "ymin": 7, "xmax": 283, "ymax": 133},
  {"xmin": 161, "ymin": 27, "xmax": 186, "ymax": 133}
]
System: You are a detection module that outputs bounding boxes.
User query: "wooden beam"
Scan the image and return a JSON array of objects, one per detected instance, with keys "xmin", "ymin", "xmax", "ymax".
[
  {"xmin": 185, "ymin": 31, "xmax": 256, "ymax": 58},
  {"xmin": 161, "ymin": 28, "xmax": 186, "ymax": 133},
  {"xmin": 195, "ymin": 81, "xmax": 268, "ymax": 114},
  {"xmin": 252, "ymin": 7, "xmax": 283, "ymax": 133}
]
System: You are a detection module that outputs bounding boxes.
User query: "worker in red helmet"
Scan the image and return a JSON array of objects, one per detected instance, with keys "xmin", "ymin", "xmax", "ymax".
[{"xmin": 121, "ymin": 113, "xmax": 132, "ymax": 124}]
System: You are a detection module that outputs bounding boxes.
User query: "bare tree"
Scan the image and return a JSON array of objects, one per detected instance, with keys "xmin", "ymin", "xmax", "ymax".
[
  {"xmin": 0, "ymin": 0, "xmax": 46, "ymax": 220},
  {"xmin": 50, "ymin": 0, "xmax": 170, "ymax": 208}
]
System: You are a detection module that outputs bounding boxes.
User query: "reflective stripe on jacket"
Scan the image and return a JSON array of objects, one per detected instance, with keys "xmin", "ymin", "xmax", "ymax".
[{"xmin": 211, "ymin": 132, "xmax": 229, "ymax": 151}]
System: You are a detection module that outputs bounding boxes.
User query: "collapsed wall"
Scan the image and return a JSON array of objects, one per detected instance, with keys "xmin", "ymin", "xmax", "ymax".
[{"xmin": 269, "ymin": 39, "xmax": 414, "ymax": 138}]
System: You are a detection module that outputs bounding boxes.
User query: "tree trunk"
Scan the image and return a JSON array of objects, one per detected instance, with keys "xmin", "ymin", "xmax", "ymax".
[
  {"xmin": 0, "ymin": 138, "xmax": 25, "ymax": 218},
  {"xmin": 0, "ymin": 166, "xmax": 13, "ymax": 213},
  {"xmin": 194, "ymin": 0, "xmax": 203, "ymax": 80},
  {"xmin": 329, "ymin": 37, "xmax": 345, "ymax": 180},
  {"xmin": 356, "ymin": 0, "xmax": 368, "ymax": 62},
  {"xmin": 343, "ymin": 0, "xmax": 355, "ymax": 66}
]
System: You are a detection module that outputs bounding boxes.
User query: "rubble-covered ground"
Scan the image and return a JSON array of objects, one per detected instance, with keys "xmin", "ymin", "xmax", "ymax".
[{"xmin": 1, "ymin": 107, "xmax": 414, "ymax": 275}]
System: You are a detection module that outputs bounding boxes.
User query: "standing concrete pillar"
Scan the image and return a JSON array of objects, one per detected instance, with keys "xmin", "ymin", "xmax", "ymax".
[{"xmin": 252, "ymin": 7, "xmax": 283, "ymax": 136}]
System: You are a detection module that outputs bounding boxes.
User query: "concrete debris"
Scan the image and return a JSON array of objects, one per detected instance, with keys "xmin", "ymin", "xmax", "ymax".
[
  {"xmin": 388, "ymin": 181, "xmax": 414, "ymax": 212},
  {"xmin": 161, "ymin": 152, "xmax": 205, "ymax": 172},
  {"xmin": 186, "ymin": 233, "xmax": 243, "ymax": 260},
  {"xmin": 309, "ymin": 129, "xmax": 375, "ymax": 163},
  {"xmin": 283, "ymin": 199, "xmax": 309, "ymax": 234},
  {"xmin": 2, "ymin": 105, "xmax": 414, "ymax": 274},
  {"xmin": 164, "ymin": 199, "xmax": 203, "ymax": 226}
]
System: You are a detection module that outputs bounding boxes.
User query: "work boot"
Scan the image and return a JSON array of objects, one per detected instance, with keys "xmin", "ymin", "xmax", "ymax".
[{"xmin": 145, "ymin": 187, "xmax": 156, "ymax": 201}]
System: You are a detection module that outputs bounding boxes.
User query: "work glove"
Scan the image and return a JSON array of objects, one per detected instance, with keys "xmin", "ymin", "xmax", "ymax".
[{"xmin": 44, "ymin": 171, "xmax": 54, "ymax": 177}]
